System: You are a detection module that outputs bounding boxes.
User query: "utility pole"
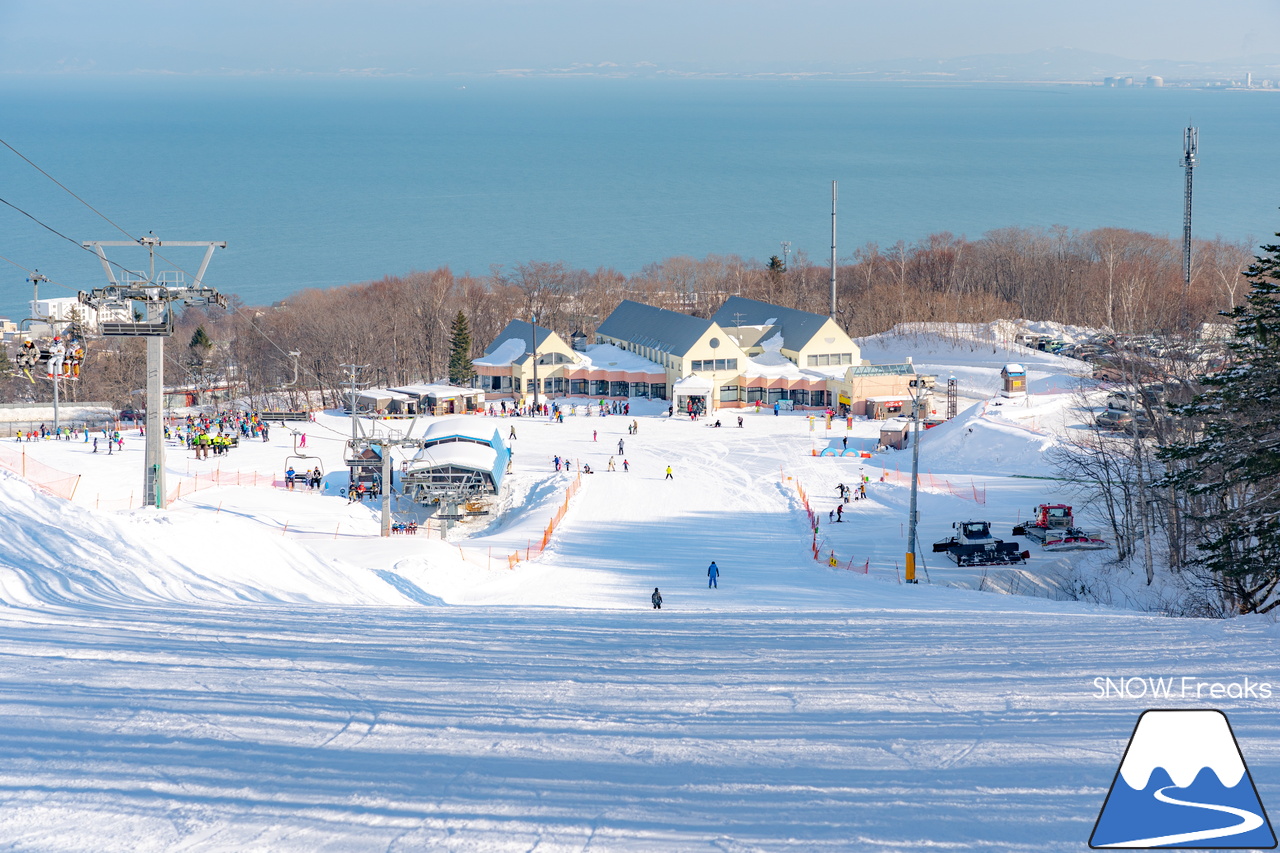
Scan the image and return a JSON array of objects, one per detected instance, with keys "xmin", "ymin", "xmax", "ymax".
[
  {"xmin": 80, "ymin": 237, "xmax": 226, "ymax": 509},
  {"xmin": 339, "ymin": 363, "xmax": 367, "ymax": 443},
  {"xmin": 829, "ymin": 180, "xmax": 838, "ymax": 319},
  {"xmin": 25, "ymin": 272, "xmax": 61, "ymax": 434},
  {"xmin": 529, "ymin": 318, "xmax": 540, "ymax": 413}
]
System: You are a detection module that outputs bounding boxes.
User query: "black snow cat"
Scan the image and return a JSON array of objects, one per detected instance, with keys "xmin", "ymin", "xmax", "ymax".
[{"xmin": 932, "ymin": 521, "xmax": 1030, "ymax": 566}]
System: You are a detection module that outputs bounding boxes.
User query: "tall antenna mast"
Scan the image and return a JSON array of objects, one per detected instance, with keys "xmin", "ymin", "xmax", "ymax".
[
  {"xmin": 1181, "ymin": 125, "xmax": 1198, "ymax": 303},
  {"xmin": 829, "ymin": 180, "xmax": 838, "ymax": 319}
]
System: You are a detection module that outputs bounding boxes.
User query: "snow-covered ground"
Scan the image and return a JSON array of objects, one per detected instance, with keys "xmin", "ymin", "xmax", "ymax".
[{"xmin": 0, "ymin": 324, "xmax": 1275, "ymax": 851}]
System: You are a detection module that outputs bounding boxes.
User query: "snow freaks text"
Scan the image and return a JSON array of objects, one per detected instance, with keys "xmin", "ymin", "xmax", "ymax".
[{"xmin": 1092, "ymin": 676, "xmax": 1274, "ymax": 700}]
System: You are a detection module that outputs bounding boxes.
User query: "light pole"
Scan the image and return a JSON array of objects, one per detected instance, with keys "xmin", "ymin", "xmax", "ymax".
[{"xmin": 904, "ymin": 377, "xmax": 926, "ymax": 584}]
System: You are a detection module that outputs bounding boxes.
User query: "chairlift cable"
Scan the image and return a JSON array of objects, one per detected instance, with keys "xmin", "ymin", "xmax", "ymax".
[
  {"xmin": 0, "ymin": 136, "xmax": 136, "ymax": 241},
  {"xmin": 0, "ymin": 144, "xmax": 373, "ymax": 398}
]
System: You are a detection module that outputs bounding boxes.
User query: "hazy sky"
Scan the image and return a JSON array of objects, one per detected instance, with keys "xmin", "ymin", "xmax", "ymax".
[{"xmin": 2, "ymin": 0, "xmax": 1276, "ymax": 76}]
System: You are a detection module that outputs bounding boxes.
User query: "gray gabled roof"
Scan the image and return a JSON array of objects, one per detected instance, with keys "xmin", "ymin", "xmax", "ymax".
[
  {"xmin": 484, "ymin": 319, "xmax": 557, "ymax": 359},
  {"xmin": 595, "ymin": 300, "xmax": 716, "ymax": 356},
  {"xmin": 712, "ymin": 296, "xmax": 838, "ymax": 353}
]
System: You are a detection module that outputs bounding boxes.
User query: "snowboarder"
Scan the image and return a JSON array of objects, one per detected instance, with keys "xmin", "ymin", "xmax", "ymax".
[
  {"xmin": 707, "ymin": 561, "xmax": 720, "ymax": 588},
  {"xmin": 664, "ymin": 465, "xmax": 673, "ymax": 480},
  {"xmin": 651, "ymin": 588, "xmax": 662, "ymax": 609}
]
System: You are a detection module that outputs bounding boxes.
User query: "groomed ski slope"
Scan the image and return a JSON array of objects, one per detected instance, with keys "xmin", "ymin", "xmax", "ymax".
[{"xmin": 0, "ymin": 328, "xmax": 1275, "ymax": 851}]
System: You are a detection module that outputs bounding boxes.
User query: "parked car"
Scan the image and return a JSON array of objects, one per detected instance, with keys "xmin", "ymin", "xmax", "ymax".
[
  {"xmin": 1094, "ymin": 408, "xmax": 1133, "ymax": 430},
  {"xmin": 1104, "ymin": 390, "xmax": 1143, "ymax": 412}
]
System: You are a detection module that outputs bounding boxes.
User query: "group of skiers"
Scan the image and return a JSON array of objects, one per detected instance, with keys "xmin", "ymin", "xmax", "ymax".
[
  {"xmin": 13, "ymin": 424, "xmax": 126, "ymax": 453},
  {"xmin": 14, "ymin": 337, "xmax": 85, "ymax": 383},
  {"xmin": 284, "ymin": 466, "xmax": 323, "ymax": 491},
  {"xmin": 829, "ymin": 480, "xmax": 871, "ymax": 523},
  {"xmin": 650, "ymin": 560, "xmax": 722, "ymax": 609},
  {"xmin": 346, "ymin": 479, "xmax": 380, "ymax": 501}
]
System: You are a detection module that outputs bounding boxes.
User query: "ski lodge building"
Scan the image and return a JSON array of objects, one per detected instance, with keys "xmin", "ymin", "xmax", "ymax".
[{"xmin": 473, "ymin": 298, "xmax": 926, "ymax": 417}]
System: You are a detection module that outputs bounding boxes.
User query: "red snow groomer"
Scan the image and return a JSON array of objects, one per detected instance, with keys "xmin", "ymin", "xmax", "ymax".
[
  {"xmin": 932, "ymin": 520, "xmax": 1030, "ymax": 566},
  {"xmin": 1013, "ymin": 504, "xmax": 1109, "ymax": 551}
]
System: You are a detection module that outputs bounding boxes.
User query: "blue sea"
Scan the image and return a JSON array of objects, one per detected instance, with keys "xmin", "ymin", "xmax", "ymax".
[{"xmin": 2, "ymin": 77, "xmax": 1278, "ymax": 319}]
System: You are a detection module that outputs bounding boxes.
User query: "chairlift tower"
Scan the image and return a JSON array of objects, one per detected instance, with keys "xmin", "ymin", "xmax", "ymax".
[
  {"xmin": 1181, "ymin": 126, "xmax": 1198, "ymax": 301},
  {"xmin": 79, "ymin": 237, "xmax": 227, "ymax": 509}
]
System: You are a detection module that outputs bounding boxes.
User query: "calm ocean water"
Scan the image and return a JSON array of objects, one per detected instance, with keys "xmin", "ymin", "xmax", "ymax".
[{"xmin": 2, "ymin": 77, "xmax": 1278, "ymax": 319}]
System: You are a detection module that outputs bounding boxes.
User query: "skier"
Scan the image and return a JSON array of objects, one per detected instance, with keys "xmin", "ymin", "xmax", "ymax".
[
  {"xmin": 46, "ymin": 337, "xmax": 65, "ymax": 379},
  {"xmin": 593, "ymin": 430, "xmax": 597, "ymax": 442},
  {"xmin": 623, "ymin": 459, "xmax": 629, "ymax": 472},
  {"xmin": 651, "ymin": 588, "xmax": 663, "ymax": 610},
  {"xmin": 285, "ymin": 466, "xmax": 296, "ymax": 490},
  {"xmin": 607, "ymin": 456, "xmax": 616, "ymax": 471},
  {"xmin": 664, "ymin": 465, "xmax": 673, "ymax": 480},
  {"xmin": 707, "ymin": 561, "xmax": 720, "ymax": 588},
  {"xmin": 618, "ymin": 438, "xmax": 624, "ymax": 454},
  {"xmin": 836, "ymin": 504, "xmax": 844, "ymax": 522}
]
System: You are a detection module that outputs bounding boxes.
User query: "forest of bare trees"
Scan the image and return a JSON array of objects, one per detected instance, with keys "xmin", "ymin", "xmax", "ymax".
[{"xmin": 4, "ymin": 225, "xmax": 1254, "ymax": 409}]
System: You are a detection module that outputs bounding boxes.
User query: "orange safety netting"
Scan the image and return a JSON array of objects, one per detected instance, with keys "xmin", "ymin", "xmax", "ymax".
[
  {"xmin": 507, "ymin": 473, "xmax": 582, "ymax": 568},
  {"xmin": 0, "ymin": 445, "xmax": 81, "ymax": 501},
  {"xmin": 787, "ymin": 469, "xmax": 906, "ymax": 583},
  {"xmin": 166, "ymin": 468, "xmax": 277, "ymax": 504}
]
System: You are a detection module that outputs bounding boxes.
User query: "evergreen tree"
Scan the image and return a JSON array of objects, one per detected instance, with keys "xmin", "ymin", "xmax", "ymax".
[
  {"xmin": 188, "ymin": 325, "xmax": 213, "ymax": 367},
  {"xmin": 448, "ymin": 311, "xmax": 475, "ymax": 386},
  {"xmin": 1160, "ymin": 231, "xmax": 1280, "ymax": 613}
]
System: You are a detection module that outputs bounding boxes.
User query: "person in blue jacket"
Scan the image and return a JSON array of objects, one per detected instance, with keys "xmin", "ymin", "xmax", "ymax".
[{"xmin": 707, "ymin": 561, "xmax": 720, "ymax": 588}]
